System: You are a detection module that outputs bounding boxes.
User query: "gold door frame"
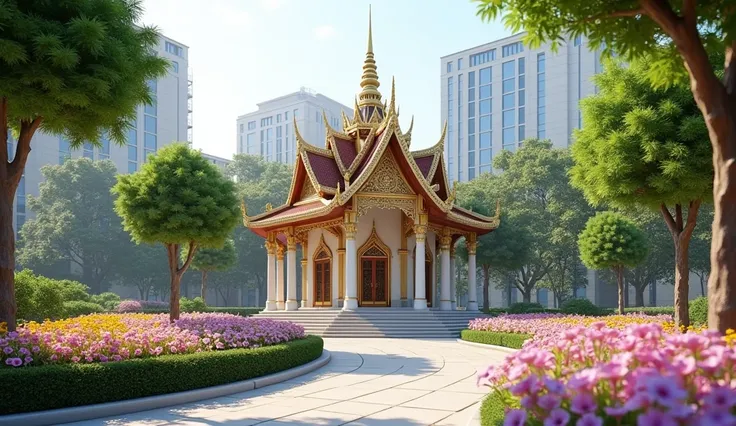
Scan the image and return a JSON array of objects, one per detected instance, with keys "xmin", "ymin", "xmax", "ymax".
[
  {"xmin": 357, "ymin": 221, "xmax": 391, "ymax": 307},
  {"xmin": 312, "ymin": 234, "xmax": 333, "ymax": 307}
]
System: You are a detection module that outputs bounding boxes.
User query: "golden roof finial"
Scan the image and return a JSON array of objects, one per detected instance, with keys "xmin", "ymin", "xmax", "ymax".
[
  {"xmin": 240, "ymin": 200, "xmax": 250, "ymax": 226},
  {"xmin": 389, "ymin": 76, "xmax": 397, "ymax": 116},
  {"xmin": 353, "ymin": 97, "xmax": 362, "ymax": 123},
  {"xmin": 358, "ymin": 5, "xmax": 382, "ymax": 110}
]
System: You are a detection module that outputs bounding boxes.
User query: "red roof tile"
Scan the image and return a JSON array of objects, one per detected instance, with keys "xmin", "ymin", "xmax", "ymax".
[
  {"xmin": 267, "ymin": 201, "xmax": 326, "ymax": 221},
  {"xmin": 333, "ymin": 137, "xmax": 358, "ymax": 168},
  {"xmin": 305, "ymin": 152, "xmax": 345, "ymax": 191}
]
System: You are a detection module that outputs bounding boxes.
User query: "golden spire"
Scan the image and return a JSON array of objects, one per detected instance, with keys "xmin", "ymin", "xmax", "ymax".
[{"xmin": 358, "ymin": 6, "xmax": 382, "ymax": 110}]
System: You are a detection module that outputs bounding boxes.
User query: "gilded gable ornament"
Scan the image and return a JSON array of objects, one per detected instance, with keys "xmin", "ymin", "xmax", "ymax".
[
  {"xmin": 300, "ymin": 182, "xmax": 317, "ymax": 200},
  {"xmin": 360, "ymin": 151, "xmax": 412, "ymax": 194}
]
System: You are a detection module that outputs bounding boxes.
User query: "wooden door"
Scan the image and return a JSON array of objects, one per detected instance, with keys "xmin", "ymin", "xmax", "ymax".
[
  {"xmin": 360, "ymin": 257, "xmax": 389, "ymax": 306},
  {"xmin": 314, "ymin": 259, "xmax": 331, "ymax": 307}
]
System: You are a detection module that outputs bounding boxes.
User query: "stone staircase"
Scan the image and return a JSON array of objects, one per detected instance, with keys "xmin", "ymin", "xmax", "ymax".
[{"xmin": 256, "ymin": 308, "xmax": 489, "ymax": 338}]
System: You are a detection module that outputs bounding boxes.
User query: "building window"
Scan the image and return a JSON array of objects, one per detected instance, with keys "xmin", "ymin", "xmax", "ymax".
[
  {"xmin": 83, "ymin": 142, "xmax": 94, "ymax": 159},
  {"xmin": 458, "ymin": 58, "xmax": 463, "ymax": 70},
  {"xmin": 247, "ymin": 133, "xmax": 255, "ymax": 153},
  {"xmin": 127, "ymin": 122, "xmax": 138, "ymax": 173},
  {"xmin": 239, "ymin": 123, "xmax": 244, "ymax": 133},
  {"xmin": 171, "ymin": 61, "xmax": 179, "ymax": 73},
  {"xmin": 277, "ymin": 114, "xmax": 282, "ymax": 123},
  {"xmin": 248, "ymin": 121, "xmax": 256, "ymax": 130},
  {"xmin": 144, "ymin": 80, "xmax": 157, "ymax": 161},
  {"xmin": 502, "ymin": 41, "xmax": 524, "ymax": 57},
  {"xmin": 478, "ymin": 66, "xmax": 492, "ymax": 174},
  {"xmin": 447, "ymin": 76, "xmax": 454, "ymax": 181},
  {"xmin": 470, "ymin": 49, "xmax": 496, "ymax": 67},
  {"xmin": 59, "ymin": 136, "xmax": 71, "ymax": 164},
  {"xmin": 100, "ymin": 135, "xmax": 110, "ymax": 160},
  {"xmin": 165, "ymin": 41, "xmax": 183, "ymax": 57},
  {"xmin": 285, "ymin": 111, "xmax": 290, "ymax": 121},
  {"xmin": 468, "ymin": 70, "xmax": 476, "ymax": 179},
  {"xmin": 293, "ymin": 108, "xmax": 299, "ymax": 118},
  {"xmin": 447, "ymin": 61, "xmax": 453, "ymax": 73},
  {"xmin": 573, "ymin": 35, "xmax": 582, "ymax": 46},
  {"xmin": 315, "ymin": 111, "xmax": 319, "ymax": 123},
  {"xmin": 502, "ymin": 60, "xmax": 518, "ymax": 151},
  {"xmin": 260, "ymin": 117, "xmax": 273, "ymax": 126},
  {"xmin": 537, "ymin": 53, "xmax": 546, "ymax": 139},
  {"xmin": 537, "ymin": 288, "xmax": 548, "ymax": 306}
]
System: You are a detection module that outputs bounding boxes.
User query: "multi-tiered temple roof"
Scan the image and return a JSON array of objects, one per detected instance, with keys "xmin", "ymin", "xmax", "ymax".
[{"xmin": 243, "ymin": 10, "xmax": 499, "ymax": 238}]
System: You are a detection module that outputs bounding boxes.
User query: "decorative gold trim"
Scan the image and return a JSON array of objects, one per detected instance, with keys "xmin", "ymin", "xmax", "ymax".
[
  {"xmin": 399, "ymin": 211, "xmax": 408, "ymax": 301},
  {"xmin": 301, "ymin": 240, "xmax": 308, "ymax": 306},
  {"xmin": 357, "ymin": 149, "xmax": 414, "ymax": 195},
  {"xmin": 294, "ymin": 218, "xmax": 344, "ymax": 241},
  {"xmin": 466, "ymin": 233, "xmax": 477, "ymax": 255},
  {"xmin": 357, "ymin": 221, "xmax": 392, "ymax": 307},
  {"xmin": 355, "ymin": 194, "xmax": 416, "ymax": 221}
]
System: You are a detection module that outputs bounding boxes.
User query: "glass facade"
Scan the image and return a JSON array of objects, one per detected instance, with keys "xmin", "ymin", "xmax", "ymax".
[
  {"xmin": 447, "ymin": 76, "xmax": 454, "ymax": 181},
  {"xmin": 144, "ymin": 80, "xmax": 157, "ymax": 161},
  {"xmin": 470, "ymin": 49, "xmax": 496, "ymax": 67},
  {"xmin": 537, "ymin": 53, "xmax": 546, "ymax": 139},
  {"xmin": 58, "ymin": 137, "xmax": 71, "ymax": 164},
  {"xmin": 467, "ymin": 71, "xmax": 476, "ymax": 180},
  {"xmin": 127, "ymin": 120, "xmax": 138, "ymax": 173},
  {"xmin": 83, "ymin": 142, "xmax": 94, "ymax": 159},
  {"xmin": 502, "ymin": 42, "xmax": 523, "ymax": 57},
  {"xmin": 478, "ymin": 67, "xmax": 491, "ymax": 175}
]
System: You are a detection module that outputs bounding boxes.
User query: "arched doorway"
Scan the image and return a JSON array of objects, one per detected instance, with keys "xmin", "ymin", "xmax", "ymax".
[
  {"xmin": 358, "ymin": 223, "xmax": 391, "ymax": 307},
  {"xmin": 413, "ymin": 242, "xmax": 433, "ymax": 307},
  {"xmin": 313, "ymin": 235, "xmax": 332, "ymax": 307}
]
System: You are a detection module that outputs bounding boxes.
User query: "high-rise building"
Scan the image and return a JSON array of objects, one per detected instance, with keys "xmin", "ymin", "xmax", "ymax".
[
  {"xmin": 201, "ymin": 152, "xmax": 232, "ymax": 172},
  {"xmin": 235, "ymin": 88, "xmax": 353, "ymax": 165},
  {"xmin": 440, "ymin": 32, "xmax": 603, "ymax": 183},
  {"xmin": 8, "ymin": 33, "xmax": 191, "ymax": 238}
]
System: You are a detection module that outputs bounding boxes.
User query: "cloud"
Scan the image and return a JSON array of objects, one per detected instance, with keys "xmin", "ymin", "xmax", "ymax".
[{"xmin": 313, "ymin": 25, "xmax": 336, "ymax": 40}]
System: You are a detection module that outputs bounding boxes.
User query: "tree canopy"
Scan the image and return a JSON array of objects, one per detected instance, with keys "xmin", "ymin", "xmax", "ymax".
[
  {"xmin": 0, "ymin": 0, "xmax": 170, "ymax": 331},
  {"xmin": 113, "ymin": 144, "xmax": 240, "ymax": 320},
  {"xmin": 579, "ymin": 211, "xmax": 649, "ymax": 313},
  {"xmin": 181, "ymin": 238, "xmax": 236, "ymax": 305},
  {"xmin": 17, "ymin": 158, "xmax": 130, "ymax": 293},
  {"xmin": 571, "ymin": 57, "xmax": 711, "ymax": 327}
]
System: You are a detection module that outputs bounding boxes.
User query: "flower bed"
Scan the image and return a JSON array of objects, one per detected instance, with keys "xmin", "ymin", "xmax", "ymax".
[
  {"xmin": 477, "ymin": 322, "xmax": 736, "ymax": 425},
  {"xmin": 115, "ymin": 299, "xmax": 170, "ymax": 312},
  {"xmin": 1, "ymin": 313, "xmax": 305, "ymax": 367}
]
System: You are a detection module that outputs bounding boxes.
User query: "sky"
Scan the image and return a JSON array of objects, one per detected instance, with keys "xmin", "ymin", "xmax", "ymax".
[{"xmin": 141, "ymin": 0, "xmax": 511, "ymax": 158}]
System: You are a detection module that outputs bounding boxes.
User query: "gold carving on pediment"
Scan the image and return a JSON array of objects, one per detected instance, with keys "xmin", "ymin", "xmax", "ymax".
[
  {"xmin": 360, "ymin": 151, "xmax": 413, "ymax": 195},
  {"xmin": 300, "ymin": 182, "xmax": 317, "ymax": 200},
  {"xmin": 356, "ymin": 196, "xmax": 415, "ymax": 221}
]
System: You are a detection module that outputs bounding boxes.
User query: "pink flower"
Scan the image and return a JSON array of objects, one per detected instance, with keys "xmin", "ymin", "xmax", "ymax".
[
  {"xmin": 544, "ymin": 408, "xmax": 569, "ymax": 426},
  {"xmin": 576, "ymin": 413, "xmax": 602, "ymax": 426},
  {"xmin": 503, "ymin": 409, "xmax": 526, "ymax": 426},
  {"xmin": 570, "ymin": 393, "xmax": 597, "ymax": 415}
]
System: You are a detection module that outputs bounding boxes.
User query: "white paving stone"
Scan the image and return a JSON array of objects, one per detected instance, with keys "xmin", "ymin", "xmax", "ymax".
[{"xmin": 65, "ymin": 338, "xmax": 507, "ymax": 426}]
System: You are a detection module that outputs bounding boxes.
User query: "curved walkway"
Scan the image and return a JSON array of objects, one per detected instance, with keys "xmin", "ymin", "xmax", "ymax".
[{"xmin": 65, "ymin": 339, "xmax": 509, "ymax": 426}]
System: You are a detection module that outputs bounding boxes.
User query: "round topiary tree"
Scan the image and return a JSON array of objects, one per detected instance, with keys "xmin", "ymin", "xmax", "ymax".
[
  {"xmin": 578, "ymin": 212, "xmax": 649, "ymax": 315},
  {"xmin": 181, "ymin": 239, "xmax": 237, "ymax": 305},
  {"xmin": 113, "ymin": 144, "xmax": 240, "ymax": 321},
  {"xmin": 560, "ymin": 298, "xmax": 601, "ymax": 316}
]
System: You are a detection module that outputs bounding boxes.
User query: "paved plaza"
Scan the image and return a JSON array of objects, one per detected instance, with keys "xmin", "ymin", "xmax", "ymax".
[{"xmin": 65, "ymin": 339, "xmax": 508, "ymax": 426}]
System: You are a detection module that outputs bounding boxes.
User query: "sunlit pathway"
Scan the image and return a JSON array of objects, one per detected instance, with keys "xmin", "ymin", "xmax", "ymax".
[{"xmin": 65, "ymin": 338, "xmax": 509, "ymax": 426}]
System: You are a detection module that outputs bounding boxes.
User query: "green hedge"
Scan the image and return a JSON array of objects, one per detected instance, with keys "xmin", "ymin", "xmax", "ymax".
[
  {"xmin": 480, "ymin": 391, "xmax": 508, "ymax": 426},
  {"xmin": 485, "ymin": 305, "xmax": 676, "ymax": 317},
  {"xmin": 0, "ymin": 335, "xmax": 323, "ymax": 415},
  {"xmin": 461, "ymin": 330, "xmax": 531, "ymax": 349}
]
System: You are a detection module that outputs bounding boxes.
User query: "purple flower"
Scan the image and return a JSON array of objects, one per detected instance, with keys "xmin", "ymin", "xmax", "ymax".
[
  {"xmin": 544, "ymin": 408, "xmax": 569, "ymax": 426},
  {"xmin": 503, "ymin": 409, "xmax": 527, "ymax": 426},
  {"xmin": 576, "ymin": 413, "xmax": 602, "ymax": 426},
  {"xmin": 570, "ymin": 393, "xmax": 596, "ymax": 415},
  {"xmin": 704, "ymin": 386, "xmax": 736, "ymax": 411},
  {"xmin": 695, "ymin": 410, "xmax": 736, "ymax": 426},
  {"xmin": 645, "ymin": 376, "xmax": 687, "ymax": 408},
  {"xmin": 538, "ymin": 394, "xmax": 561, "ymax": 411},
  {"xmin": 3, "ymin": 346, "xmax": 13, "ymax": 355},
  {"xmin": 636, "ymin": 409, "xmax": 678, "ymax": 426}
]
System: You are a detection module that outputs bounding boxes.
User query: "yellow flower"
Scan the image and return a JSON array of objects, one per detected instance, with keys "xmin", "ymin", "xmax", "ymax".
[{"xmin": 0, "ymin": 321, "xmax": 7, "ymax": 334}]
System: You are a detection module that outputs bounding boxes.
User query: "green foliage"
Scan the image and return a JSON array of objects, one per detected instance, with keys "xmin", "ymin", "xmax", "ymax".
[
  {"xmin": 480, "ymin": 392, "xmax": 507, "ymax": 426},
  {"xmin": 117, "ymin": 243, "xmax": 170, "ymax": 300},
  {"xmin": 0, "ymin": 1, "xmax": 170, "ymax": 146},
  {"xmin": 89, "ymin": 292, "xmax": 122, "ymax": 311},
  {"xmin": 561, "ymin": 298, "xmax": 602, "ymax": 316},
  {"xmin": 182, "ymin": 239, "xmax": 237, "ymax": 273},
  {"xmin": 62, "ymin": 301, "xmax": 104, "ymax": 317},
  {"xmin": 113, "ymin": 144, "xmax": 240, "ymax": 248},
  {"xmin": 570, "ymin": 58, "xmax": 712, "ymax": 210},
  {"xmin": 473, "ymin": 0, "xmax": 731, "ymax": 89},
  {"xmin": 56, "ymin": 280, "xmax": 90, "ymax": 303},
  {"xmin": 18, "ymin": 159, "xmax": 131, "ymax": 293},
  {"xmin": 180, "ymin": 297, "xmax": 207, "ymax": 313},
  {"xmin": 507, "ymin": 302, "xmax": 545, "ymax": 314},
  {"xmin": 689, "ymin": 296, "xmax": 709, "ymax": 326},
  {"xmin": 579, "ymin": 212, "xmax": 649, "ymax": 271},
  {"xmin": 0, "ymin": 336, "xmax": 323, "ymax": 415},
  {"xmin": 14, "ymin": 270, "xmax": 65, "ymax": 321},
  {"xmin": 461, "ymin": 330, "xmax": 531, "ymax": 349}
]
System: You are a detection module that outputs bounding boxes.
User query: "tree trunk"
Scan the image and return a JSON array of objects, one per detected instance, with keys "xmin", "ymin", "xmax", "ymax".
[
  {"xmin": 201, "ymin": 270, "xmax": 208, "ymax": 305},
  {"xmin": 482, "ymin": 265, "xmax": 490, "ymax": 311},
  {"xmin": 635, "ymin": 285, "xmax": 645, "ymax": 307},
  {"xmin": 166, "ymin": 243, "xmax": 182, "ymax": 322},
  {"xmin": 674, "ymin": 238, "xmax": 691, "ymax": 327},
  {"xmin": 0, "ymin": 188, "xmax": 17, "ymax": 331},
  {"xmin": 522, "ymin": 289, "xmax": 531, "ymax": 303},
  {"xmin": 615, "ymin": 266, "xmax": 625, "ymax": 315}
]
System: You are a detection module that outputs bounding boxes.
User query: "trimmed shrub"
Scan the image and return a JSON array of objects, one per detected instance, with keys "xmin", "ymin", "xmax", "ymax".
[
  {"xmin": 0, "ymin": 336, "xmax": 323, "ymax": 414},
  {"xmin": 15, "ymin": 270, "xmax": 65, "ymax": 321},
  {"xmin": 181, "ymin": 296, "xmax": 207, "ymax": 313},
  {"xmin": 460, "ymin": 330, "xmax": 531, "ymax": 349},
  {"xmin": 561, "ymin": 298, "xmax": 601, "ymax": 316},
  {"xmin": 56, "ymin": 280, "xmax": 91, "ymax": 302},
  {"xmin": 689, "ymin": 296, "xmax": 708, "ymax": 326},
  {"xmin": 89, "ymin": 292, "xmax": 122, "ymax": 311},
  {"xmin": 62, "ymin": 301, "xmax": 105, "ymax": 317},
  {"xmin": 507, "ymin": 302, "xmax": 545, "ymax": 314},
  {"xmin": 480, "ymin": 391, "xmax": 507, "ymax": 426}
]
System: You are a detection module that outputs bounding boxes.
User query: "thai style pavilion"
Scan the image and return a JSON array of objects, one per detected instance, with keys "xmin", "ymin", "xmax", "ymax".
[{"xmin": 243, "ymin": 11, "xmax": 499, "ymax": 311}]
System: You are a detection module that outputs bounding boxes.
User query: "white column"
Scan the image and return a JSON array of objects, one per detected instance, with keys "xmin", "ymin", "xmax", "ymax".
[
  {"xmin": 343, "ymin": 212, "xmax": 359, "ymax": 310},
  {"xmin": 276, "ymin": 245, "xmax": 285, "ymax": 310},
  {"xmin": 265, "ymin": 239, "xmax": 277, "ymax": 311},
  {"xmin": 413, "ymin": 220, "xmax": 428, "ymax": 310},
  {"xmin": 467, "ymin": 235, "xmax": 479, "ymax": 311},
  {"xmin": 439, "ymin": 231, "xmax": 452, "ymax": 311},
  {"xmin": 285, "ymin": 235, "xmax": 298, "ymax": 310},
  {"xmin": 450, "ymin": 247, "xmax": 457, "ymax": 310},
  {"xmin": 301, "ymin": 241, "xmax": 308, "ymax": 308}
]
